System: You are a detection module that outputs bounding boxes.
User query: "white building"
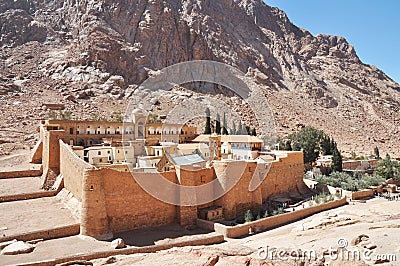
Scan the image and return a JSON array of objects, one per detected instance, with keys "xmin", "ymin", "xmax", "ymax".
[
  {"xmin": 178, "ymin": 143, "xmax": 211, "ymax": 158},
  {"xmin": 192, "ymin": 134, "xmax": 263, "ymax": 161},
  {"xmin": 85, "ymin": 146, "xmax": 113, "ymax": 165}
]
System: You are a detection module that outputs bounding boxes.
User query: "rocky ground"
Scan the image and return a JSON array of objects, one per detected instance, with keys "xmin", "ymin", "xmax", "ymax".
[
  {"xmin": 91, "ymin": 198, "xmax": 400, "ymax": 266},
  {"xmin": 1, "ymin": 195, "xmax": 398, "ymax": 266}
]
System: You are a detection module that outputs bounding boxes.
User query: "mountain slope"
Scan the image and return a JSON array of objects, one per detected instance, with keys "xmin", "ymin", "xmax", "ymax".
[{"xmin": 0, "ymin": 0, "xmax": 399, "ymax": 157}]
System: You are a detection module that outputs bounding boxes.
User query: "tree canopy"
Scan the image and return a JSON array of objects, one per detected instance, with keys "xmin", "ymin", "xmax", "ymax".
[{"xmin": 279, "ymin": 126, "xmax": 340, "ymax": 168}]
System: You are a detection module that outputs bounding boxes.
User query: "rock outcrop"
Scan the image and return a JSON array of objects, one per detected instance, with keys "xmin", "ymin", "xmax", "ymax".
[{"xmin": 0, "ymin": 0, "xmax": 399, "ymax": 156}]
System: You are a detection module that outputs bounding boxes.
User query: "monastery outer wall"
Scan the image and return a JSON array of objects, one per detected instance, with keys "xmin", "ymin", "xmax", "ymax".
[
  {"xmin": 260, "ymin": 152, "xmax": 307, "ymax": 201},
  {"xmin": 176, "ymin": 167, "xmax": 217, "ymax": 227},
  {"xmin": 351, "ymin": 189, "xmax": 374, "ymax": 200},
  {"xmin": 42, "ymin": 130, "xmax": 64, "ymax": 173},
  {"xmin": 200, "ymin": 197, "xmax": 347, "ymax": 238},
  {"xmin": 81, "ymin": 169, "xmax": 179, "ymax": 238},
  {"xmin": 213, "ymin": 161, "xmax": 263, "ymax": 220},
  {"xmin": 60, "ymin": 141, "xmax": 95, "ymax": 202},
  {"xmin": 30, "ymin": 138, "xmax": 43, "ymax": 164}
]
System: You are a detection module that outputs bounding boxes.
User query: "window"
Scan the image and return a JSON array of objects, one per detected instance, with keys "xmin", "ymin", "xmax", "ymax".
[
  {"xmin": 69, "ymin": 128, "xmax": 74, "ymax": 134},
  {"xmin": 99, "ymin": 158, "xmax": 103, "ymax": 163},
  {"xmin": 107, "ymin": 151, "xmax": 110, "ymax": 154},
  {"xmin": 98, "ymin": 151, "xmax": 101, "ymax": 155}
]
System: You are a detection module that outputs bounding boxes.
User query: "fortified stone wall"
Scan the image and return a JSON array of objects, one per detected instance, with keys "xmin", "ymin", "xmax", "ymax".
[
  {"xmin": 176, "ymin": 167, "xmax": 217, "ymax": 226},
  {"xmin": 260, "ymin": 151, "xmax": 306, "ymax": 201},
  {"xmin": 198, "ymin": 197, "xmax": 347, "ymax": 238},
  {"xmin": 30, "ymin": 139, "xmax": 43, "ymax": 164},
  {"xmin": 60, "ymin": 141, "xmax": 95, "ymax": 201},
  {"xmin": 42, "ymin": 130, "xmax": 64, "ymax": 173},
  {"xmin": 214, "ymin": 161, "xmax": 263, "ymax": 220},
  {"xmin": 81, "ymin": 169, "xmax": 179, "ymax": 237},
  {"xmin": 56, "ymin": 138, "xmax": 309, "ymax": 238},
  {"xmin": 351, "ymin": 189, "xmax": 374, "ymax": 200}
]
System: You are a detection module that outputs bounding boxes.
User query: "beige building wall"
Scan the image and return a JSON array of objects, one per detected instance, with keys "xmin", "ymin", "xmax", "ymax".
[
  {"xmin": 81, "ymin": 169, "xmax": 179, "ymax": 235},
  {"xmin": 58, "ymin": 139, "xmax": 308, "ymax": 238},
  {"xmin": 60, "ymin": 141, "xmax": 95, "ymax": 202},
  {"xmin": 260, "ymin": 151, "xmax": 306, "ymax": 201}
]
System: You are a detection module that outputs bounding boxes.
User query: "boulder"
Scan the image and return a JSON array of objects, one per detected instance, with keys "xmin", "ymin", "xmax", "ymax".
[
  {"xmin": 1, "ymin": 241, "xmax": 35, "ymax": 255},
  {"xmin": 64, "ymin": 94, "xmax": 76, "ymax": 101},
  {"xmin": 111, "ymin": 238, "xmax": 125, "ymax": 249},
  {"xmin": 364, "ymin": 244, "xmax": 377, "ymax": 250},
  {"xmin": 0, "ymin": 239, "xmax": 17, "ymax": 250},
  {"xmin": 351, "ymin": 234, "xmax": 369, "ymax": 246}
]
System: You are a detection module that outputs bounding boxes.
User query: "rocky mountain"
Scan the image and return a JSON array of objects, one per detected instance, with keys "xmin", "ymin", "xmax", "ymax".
[{"xmin": 0, "ymin": 0, "xmax": 399, "ymax": 157}]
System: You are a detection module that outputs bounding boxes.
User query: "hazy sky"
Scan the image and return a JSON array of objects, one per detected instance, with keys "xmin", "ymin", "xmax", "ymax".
[{"xmin": 265, "ymin": 0, "xmax": 400, "ymax": 84}]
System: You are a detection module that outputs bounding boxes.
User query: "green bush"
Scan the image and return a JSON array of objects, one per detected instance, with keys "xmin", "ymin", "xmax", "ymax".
[
  {"xmin": 244, "ymin": 210, "xmax": 254, "ymax": 223},
  {"xmin": 315, "ymin": 172, "xmax": 386, "ymax": 192}
]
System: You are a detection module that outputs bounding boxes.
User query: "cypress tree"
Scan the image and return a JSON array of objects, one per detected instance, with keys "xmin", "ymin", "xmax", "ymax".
[
  {"xmin": 238, "ymin": 120, "xmax": 243, "ymax": 135},
  {"xmin": 331, "ymin": 146, "xmax": 343, "ymax": 172},
  {"xmin": 216, "ymin": 113, "xmax": 221, "ymax": 134},
  {"xmin": 374, "ymin": 146, "xmax": 380, "ymax": 159},
  {"xmin": 222, "ymin": 113, "xmax": 228, "ymax": 135},
  {"xmin": 245, "ymin": 125, "xmax": 251, "ymax": 135},
  {"xmin": 231, "ymin": 121, "xmax": 236, "ymax": 135},
  {"xmin": 204, "ymin": 108, "xmax": 211, "ymax": 134}
]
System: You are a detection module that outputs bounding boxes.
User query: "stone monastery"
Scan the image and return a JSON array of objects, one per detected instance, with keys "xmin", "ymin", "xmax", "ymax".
[{"xmin": 30, "ymin": 109, "xmax": 311, "ymax": 240}]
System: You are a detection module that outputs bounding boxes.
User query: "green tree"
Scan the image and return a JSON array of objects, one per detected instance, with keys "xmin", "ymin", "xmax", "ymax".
[
  {"xmin": 374, "ymin": 146, "xmax": 380, "ymax": 159},
  {"xmin": 60, "ymin": 111, "xmax": 72, "ymax": 120},
  {"xmin": 289, "ymin": 126, "xmax": 324, "ymax": 167},
  {"xmin": 204, "ymin": 108, "xmax": 211, "ymax": 134},
  {"xmin": 321, "ymin": 136, "xmax": 333, "ymax": 155},
  {"xmin": 230, "ymin": 121, "xmax": 236, "ymax": 135},
  {"xmin": 376, "ymin": 154, "xmax": 400, "ymax": 180},
  {"xmin": 48, "ymin": 110, "xmax": 58, "ymax": 120},
  {"xmin": 111, "ymin": 111, "xmax": 123, "ymax": 122},
  {"xmin": 245, "ymin": 125, "xmax": 251, "ymax": 135},
  {"xmin": 147, "ymin": 113, "xmax": 161, "ymax": 124},
  {"xmin": 238, "ymin": 120, "xmax": 243, "ymax": 135},
  {"xmin": 215, "ymin": 113, "xmax": 221, "ymax": 134},
  {"xmin": 331, "ymin": 147, "xmax": 343, "ymax": 172},
  {"xmin": 222, "ymin": 113, "xmax": 228, "ymax": 135}
]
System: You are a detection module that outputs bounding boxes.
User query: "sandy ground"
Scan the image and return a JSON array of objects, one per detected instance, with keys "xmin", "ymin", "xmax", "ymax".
[
  {"xmin": 0, "ymin": 149, "xmax": 31, "ymax": 171},
  {"xmin": 0, "ymin": 235, "xmax": 111, "ymax": 266},
  {"xmin": 0, "ymin": 176, "xmax": 42, "ymax": 196},
  {"xmin": 0, "ymin": 197, "xmax": 398, "ymax": 266},
  {"xmin": 0, "ymin": 197, "xmax": 78, "ymax": 239},
  {"xmin": 0, "ymin": 225, "xmax": 214, "ymax": 266},
  {"xmin": 90, "ymin": 198, "xmax": 400, "ymax": 266}
]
